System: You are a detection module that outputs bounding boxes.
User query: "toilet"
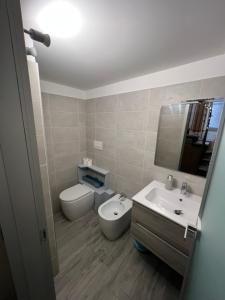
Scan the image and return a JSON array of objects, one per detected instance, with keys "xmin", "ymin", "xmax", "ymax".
[
  {"xmin": 98, "ymin": 194, "xmax": 133, "ymax": 240},
  {"xmin": 59, "ymin": 184, "xmax": 94, "ymax": 221}
]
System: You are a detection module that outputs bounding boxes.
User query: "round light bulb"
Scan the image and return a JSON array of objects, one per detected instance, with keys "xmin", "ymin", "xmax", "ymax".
[{"xmin": 37, "ymin": 1, "xmax": 83, "ymax": 38}]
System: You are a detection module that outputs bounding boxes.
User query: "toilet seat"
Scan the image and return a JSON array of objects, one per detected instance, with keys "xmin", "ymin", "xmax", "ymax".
[{"xmin": 60, "ymin": 184, "xmax": 93, "ymax": 202}]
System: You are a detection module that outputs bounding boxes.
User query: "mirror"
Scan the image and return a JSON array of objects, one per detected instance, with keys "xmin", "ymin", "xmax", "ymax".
[{"xmin": 155, "ymin": 98, "xmax": 224, "ymax": 177}]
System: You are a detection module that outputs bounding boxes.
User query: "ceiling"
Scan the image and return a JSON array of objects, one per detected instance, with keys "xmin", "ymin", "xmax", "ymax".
[{"xmin": 21, "ymin": 0, "xmax": 225, "ymax": 90}]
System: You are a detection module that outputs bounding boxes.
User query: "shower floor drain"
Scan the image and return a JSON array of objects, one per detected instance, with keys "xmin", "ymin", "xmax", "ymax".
[{"xmin": 114, "ymin": 212, "xmax": 118, "ymax": 216}]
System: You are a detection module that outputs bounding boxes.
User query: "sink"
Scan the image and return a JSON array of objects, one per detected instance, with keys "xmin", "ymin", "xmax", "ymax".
[
  {"xmin": 132, "ymin": 180, "xmax": 201, "ymax": 228},
  {"xmin": 146, "ymin": 188, "xmax": 175, "ymax": 208}
]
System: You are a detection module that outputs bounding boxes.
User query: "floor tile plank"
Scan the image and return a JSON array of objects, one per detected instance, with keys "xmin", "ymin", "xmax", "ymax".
[{"xmin": 54, "ymin": 211, "xmax": 182, "ymax": 300}]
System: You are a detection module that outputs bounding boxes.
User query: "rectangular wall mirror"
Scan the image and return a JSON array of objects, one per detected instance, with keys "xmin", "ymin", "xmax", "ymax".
[{"xmin": 155, "ymin": 98, "xmax": 224, "ymax": 177}]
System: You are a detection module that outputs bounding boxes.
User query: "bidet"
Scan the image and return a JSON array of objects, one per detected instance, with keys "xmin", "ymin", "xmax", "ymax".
[{"xmin": 98, "ymin": 194, "xmax": 133, "ymax": 240}]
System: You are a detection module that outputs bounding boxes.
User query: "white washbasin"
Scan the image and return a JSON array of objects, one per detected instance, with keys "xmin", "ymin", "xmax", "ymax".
[{"xmin": 132, "ymin": 180, "xmax": 201, "ymax": 228}]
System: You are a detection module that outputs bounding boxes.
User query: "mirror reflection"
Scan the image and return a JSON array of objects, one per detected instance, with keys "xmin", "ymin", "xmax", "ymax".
[{"xmin": 155, "ymin": 99, "xmax": 224, "ymax": 177}]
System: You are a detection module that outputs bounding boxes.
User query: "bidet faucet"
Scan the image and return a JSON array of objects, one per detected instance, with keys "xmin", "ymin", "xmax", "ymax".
[
  {"xmin": 180, "ymin": 182, "xmax": 188, "ymax": 195},
  {"xmin": 119, "ymin": 193, "xmax": 127, "ymax": 200}
]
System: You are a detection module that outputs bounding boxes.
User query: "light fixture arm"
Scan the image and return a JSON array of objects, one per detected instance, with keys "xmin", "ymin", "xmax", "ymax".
[{"xmin": 24, "ymin": 28, "xmax": 51, "ymax": 47}]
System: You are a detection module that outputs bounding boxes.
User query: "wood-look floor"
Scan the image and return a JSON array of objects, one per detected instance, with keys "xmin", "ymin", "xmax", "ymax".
[{"xmin": 54, "ymin": 211, "xmax": 182, "ymax": 300}]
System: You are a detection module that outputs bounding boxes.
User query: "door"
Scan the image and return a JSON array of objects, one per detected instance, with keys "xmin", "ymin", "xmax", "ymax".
[
  {"xmin": 0, "ymin": 0, "xmax": 55, "ymax": 299},
  {"xmin": 0, "ymin": 226, "xmax": 17, "ymax": 300},
  {"xmin": 184, "ymin": 120, "xmax": 225, "ymax": 298}
]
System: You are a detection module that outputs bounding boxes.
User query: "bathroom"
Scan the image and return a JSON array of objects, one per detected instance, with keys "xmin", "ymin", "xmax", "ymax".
[{"xmin": 1, "ymin": 1, "xmax": 225, "ymax": 300}]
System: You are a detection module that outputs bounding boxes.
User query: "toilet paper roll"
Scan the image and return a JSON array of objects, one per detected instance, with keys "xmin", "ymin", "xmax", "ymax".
[
  {"xmin": 87, "ymin": 158, "xmax": 92, "ymax": 166},
  {"xmin": 83, "ymin": 157, "xmax": 92, "ymax": 166},
  {"xmin": 83, "ymin": 157, "xmax": 89, "ymax": 166}
]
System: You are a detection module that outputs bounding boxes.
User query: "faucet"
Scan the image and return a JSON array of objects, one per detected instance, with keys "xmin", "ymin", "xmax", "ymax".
[
  {"xmin": 119, "ymin": 193, "xmax": 127, "ymax": 201},
  {"xmin": 180, "ymin": 182, "xmax": 188, "ymax": 195}
]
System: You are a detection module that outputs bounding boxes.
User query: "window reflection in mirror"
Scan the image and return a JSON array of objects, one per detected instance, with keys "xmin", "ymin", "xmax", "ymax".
[{"xmin": 155, "ymin": 99, "xmax": 224, "ymax": 177}]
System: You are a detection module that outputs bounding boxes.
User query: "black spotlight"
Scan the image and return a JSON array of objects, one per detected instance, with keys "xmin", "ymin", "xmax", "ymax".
[{"xmin": 24, "ymin": 28, "xmax": 51, "ymax": 47}]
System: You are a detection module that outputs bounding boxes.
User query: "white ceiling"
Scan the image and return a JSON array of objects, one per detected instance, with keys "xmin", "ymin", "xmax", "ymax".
[{"xmin": 21, "ymin": 0, "xmax": 225, "ymax": 90}]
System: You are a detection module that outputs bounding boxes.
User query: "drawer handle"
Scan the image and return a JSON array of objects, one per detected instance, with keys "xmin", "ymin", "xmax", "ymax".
[{"xmin": 184, "ymin": 224, "xmax": 197, "ymax": 239}]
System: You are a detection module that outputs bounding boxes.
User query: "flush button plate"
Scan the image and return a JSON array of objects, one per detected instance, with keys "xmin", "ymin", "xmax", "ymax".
[{"xmin": 94, "ymin": 140, "xmax": 103, "ymax": 150}]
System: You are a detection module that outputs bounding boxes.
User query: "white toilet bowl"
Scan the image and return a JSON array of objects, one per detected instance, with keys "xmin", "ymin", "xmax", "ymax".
[
  {"xmin": 98, "ymin": 194, "xmax": 133, "ymax": 240},
  {"xmin": 60, "ymin": 184, "xmax": 94, "ymax": 221}
]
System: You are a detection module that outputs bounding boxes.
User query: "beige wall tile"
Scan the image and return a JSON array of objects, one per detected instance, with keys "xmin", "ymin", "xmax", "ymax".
[
  {"xmin": 116, "ymin": 129, "xmax": 146, "ymax": 151},
  {"xmin": 87, "ymin": 139, "xmax": 94, "ymax": 152},
  {"xmin": 52, "ymin": 127, "xmax": 79, "ymax": 143},
  {"xmin": 94, "ymin": 153, "xmax": 116, "ymax": 174},
  {"xmin": 44, "ymin": 126, "xmax": 52, "ymax": 140},
  {"xmin": 116, "ymin": 175, "xmax": 143, "ymax": 198},
  {"xmin": 96, "ymin": 95, "xmax": 117, "ymax": 112},
  {"xmin": 117, "ymin": 146, "xmax": 144, "ymax": 168},
  {"xmin": 95, "ymin": 127, "xmax": 116, "ymax": 144},
  {"xmin": 78, "ymin": 99, "xmax": 86, "ymax": 113},
  {"xmin": 48, "ymin": 94, "xmax": 77, "ymax": 112},
  {"xmin": 79, "ymin": 127, "xmax": 87, "ymax": 152},
  {"xmin": 86, "ymin": 126, "xmax": 95, "ymax": 139},
  {"xmin": 41, "ymin": 92, "xmax": 49, "ymax": 109},
  {"xmin": 117, "ymin": 111, "xmax": 148, "ymax": 130},
  {"xmin": 142, "ymin": 169, "xmax": 154, "ymax": 186},
  {"xmin": 86, "ymin": 99, "xmax": 96, "ymax": 113},
  {"xmin": 147, "ymin": 109, "xmax": 160, "ymax": 132},
  {"xmin": 94, "ymin": 144, "xmax": 116, "ymax": 160},
  {"xmin": 200, "ymin": 76, "xmax": 225, "ymax": 98},
  {"xmin": 79, "ymin": 112, "xmax": 86, "ymax": 125},
  {"xmin": 54, "ymin": 153, "xmax": 80, "ymax": 172},
  {"xmin": 55, "ymin": 167, "xmax": 77, "ymax": 187},
  {"xmin": 143, "ymin": 150, "xmax": 155, "ymax": 170},
  {"xmin": 86, "ymin": 113, "xmax": 95, "ymax": 127},
  {"xmin": 164, "ymin": 81, "xmax": 201, "ymax": 103},
  {"xmin": 117, "ymin": 90, "xmax": 150, "ymax": 111},
  {"xmin": 50, "ymin": 111, "xmax": 78, "ymax": 127},
  {"xmin": 145, "ymin": 131, "xmax": 157, "ymax": 152},
  {"xmin": 116, "ymin": 162, "xmax": 144, "ymax": 185},
  {"xmin": 95, "ymin": 112, "xmax": 116, "ymax": 129},
  {"xmin": 53, "ymin": 141, "xmax": 80, "ymax": 157},
  {"xmin": 149, "ymin": 81, "xmax": 201, "ymax": 107}
]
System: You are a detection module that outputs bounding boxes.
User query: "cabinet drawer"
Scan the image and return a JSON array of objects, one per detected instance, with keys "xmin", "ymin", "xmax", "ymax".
[
  {"xmin": 132, "ymin": 202, "xmax": 193, "ymax": 255},
  {"xmin": 131, "ymin": 222, "xmax": 188, "ymax": 276}
]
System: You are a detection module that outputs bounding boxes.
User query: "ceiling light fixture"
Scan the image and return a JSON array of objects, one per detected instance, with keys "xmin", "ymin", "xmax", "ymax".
[{"xmin": 37, "ymin": 1, "xmax": 83, "ymax": 39}]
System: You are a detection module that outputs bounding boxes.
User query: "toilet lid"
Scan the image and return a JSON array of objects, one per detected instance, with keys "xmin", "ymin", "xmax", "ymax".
[{"xmin": 60, "ymin": 184, "xmax": 93, "ymax": 202}]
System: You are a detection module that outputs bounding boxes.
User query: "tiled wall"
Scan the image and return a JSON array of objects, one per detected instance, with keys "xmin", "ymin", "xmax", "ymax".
[
  {"xmin": 27, "ymin": 59, "xmax": 58, "ymax": 275},
  {"xmin": 41, "ymin": 76, "xmax": 225, "ymax": 211},
  {"xmin": 86, "ymin": 76, "xmax": 225, "ymax": 198},
  {"xmin": 42, "ymin": 93, "xmax": 87, "ymax": 213}
]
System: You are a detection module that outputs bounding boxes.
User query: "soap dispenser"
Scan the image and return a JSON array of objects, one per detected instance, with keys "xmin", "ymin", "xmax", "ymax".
[{"xmin": 165, "ymin": 175, "xmax": 174, "ymax": 190}]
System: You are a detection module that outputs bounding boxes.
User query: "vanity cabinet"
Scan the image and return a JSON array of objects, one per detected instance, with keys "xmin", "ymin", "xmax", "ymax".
[{"xmin": 131, "ymin": 202, "xmax": 196, "ymax": 275}]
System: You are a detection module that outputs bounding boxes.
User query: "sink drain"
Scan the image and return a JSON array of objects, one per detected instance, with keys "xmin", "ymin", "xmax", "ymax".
[
  {"xmin": 174, "ymin": 209, "xmax": 183, "ymax": 215},
  {"xmin": 114, "ymin": 211, "xmax": 118, "ymax": 216}
]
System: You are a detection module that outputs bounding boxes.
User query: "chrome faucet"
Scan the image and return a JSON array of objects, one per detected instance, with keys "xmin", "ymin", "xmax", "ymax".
[
  {"xmin": 180, "ymin": 182, "xmax": 188, "ymax": 195},
  {"xmin": 119, "ymin": 193, "xmax": 127, "ymax": 201}
]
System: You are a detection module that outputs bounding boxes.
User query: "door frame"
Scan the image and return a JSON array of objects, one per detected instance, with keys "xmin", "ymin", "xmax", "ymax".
[
  {"xmin": 179, "ymin": 99, "xmax": 225, "ymax": 299},
  {"xmin": 0, "ymin": 0, "xmax": 55, "ymax": 299}
]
